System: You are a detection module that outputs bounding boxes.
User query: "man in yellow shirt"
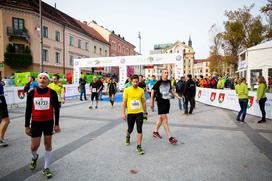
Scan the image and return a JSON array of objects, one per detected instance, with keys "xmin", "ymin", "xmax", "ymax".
[
  {"xmin": 122, "ymin": 75, "xmax": 147, "ymax": 155},
  {"xmin": 48, "ymin": 74, "xmax": 65, "ymax": 108}
]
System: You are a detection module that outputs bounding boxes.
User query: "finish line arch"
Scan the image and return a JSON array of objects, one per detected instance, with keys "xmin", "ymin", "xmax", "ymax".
[{"xmin": 73, "ymin": 53, "xmax": 183, "ymax": 88}]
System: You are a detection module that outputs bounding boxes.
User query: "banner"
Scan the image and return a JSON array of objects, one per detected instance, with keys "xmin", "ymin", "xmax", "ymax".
[{"xmin": 196, "ymin": 87, "xmax": 272, "ymax": 119}]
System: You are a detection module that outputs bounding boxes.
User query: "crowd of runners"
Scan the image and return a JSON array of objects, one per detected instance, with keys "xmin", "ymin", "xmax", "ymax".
[{"xmin": 0, "ymin": 68, "xmax": 270, "ymax": 179}]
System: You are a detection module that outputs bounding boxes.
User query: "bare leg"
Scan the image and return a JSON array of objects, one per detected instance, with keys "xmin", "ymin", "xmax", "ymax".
[
  {"xmin": 0, "ymin": 117, "xmax": 10, "ymax": 140},
  {"xmin": 137, "ymin": 133, "xmax": 143, "ymax": 145},
  {"xmin": 161, "ymin": 115, "xmax": 172, "ymax": 138},
  {"xmin": 154, "ymin": 116, "xmax": 162, "ymax": 132}
]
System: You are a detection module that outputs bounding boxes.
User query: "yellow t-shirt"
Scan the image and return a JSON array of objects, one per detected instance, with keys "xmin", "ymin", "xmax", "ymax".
[
  {"xmin": 48, "ymin": 83, "xmax": 65, "ymax": 102},
  {"xmin": 123, "ymin": 86, "xmax": 145, "ymax": 114}
]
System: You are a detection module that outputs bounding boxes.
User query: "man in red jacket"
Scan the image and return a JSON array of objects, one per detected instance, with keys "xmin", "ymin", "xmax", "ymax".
[{"xmin": 25, "ymin": 72, "xmax": 60, "ymax": 179}]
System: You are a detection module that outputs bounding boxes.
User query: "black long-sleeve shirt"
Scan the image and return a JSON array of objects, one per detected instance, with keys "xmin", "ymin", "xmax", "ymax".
[{"xmin": 25, "ymin": 87, "xmax": 60, "ymax": 127}]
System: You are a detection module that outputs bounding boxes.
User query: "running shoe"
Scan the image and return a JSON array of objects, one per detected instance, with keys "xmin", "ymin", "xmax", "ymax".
[
  {"xmin": 258, "ymin": 120, "xmax": 266, "ymax": 123},
  {"xmin": 89, "ymin": 106, "xmax": 93, "ymax": 109},
  {"xmin": 136, "ymin": 145, "xmax": 144, "ymax": 155},
  {"xmin": 95, "ymin": 106, "xmax": 98, "ymax": 109},
  {"xmin": 152, "ymin": 131, "xmax": 162, "ymax": 139},
  {"xmin": 29, "ymin": 154, "xmax": 39, "ymax": 170},
  {"xmin": 42, "ymin": 168, "xmax": 53, "ymax": 179},
  {"xmin": 169, "ymin": 137, "xmax": 178, "ymax": 144},
  {"xmin": 125, "ymin": 136, "xmax": 130, "ymax": 146},
  {"xmin": 0, "ymin": 139, "xmax": 8, "ymax": 147}
]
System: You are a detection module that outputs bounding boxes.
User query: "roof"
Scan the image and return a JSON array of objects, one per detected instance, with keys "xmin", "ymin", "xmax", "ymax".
[
  {"xmin": 110, "ymin": 33, "xmax": 135, "ymax": 48},
  {"xmin": 247, "ymin": 40, "xmax": 272, "ymax": 51},
  {"xmin": 76, "ymin": 21, "xmax": 109, "ymax": 45},
  {"xmin": 154, "ymin": 43, "xmax": 172, "ymax": 50},
  {"xmin": 0, "ymin": 0, "xmax": 109, "ymax": 44},
  {"xmin": 194, "ymin": 59, "xmax": 209, "ymax": 63}
]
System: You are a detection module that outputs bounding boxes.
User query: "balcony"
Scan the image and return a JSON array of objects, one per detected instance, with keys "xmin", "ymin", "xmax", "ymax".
[{"xmin": 7, "ymin": 27, "xmax": 30, "ymax": 41}]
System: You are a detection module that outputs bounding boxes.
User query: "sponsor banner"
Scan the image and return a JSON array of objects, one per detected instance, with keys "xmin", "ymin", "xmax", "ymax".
[{"xmin": 196, "ymin": 87, "xmax": 272, "ymax": 119}]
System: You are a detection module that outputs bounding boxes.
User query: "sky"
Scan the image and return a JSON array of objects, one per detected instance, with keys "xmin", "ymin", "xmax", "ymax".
[{"xmin": 43, "ymin": 0, "xmax": 268, "ymax": 59}]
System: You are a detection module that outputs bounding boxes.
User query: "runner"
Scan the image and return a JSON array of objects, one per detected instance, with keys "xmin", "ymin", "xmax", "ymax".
[
  {"xmin": 0, "ymin": 76, "xmax": 10, "ymax": 147},
  {"xmin": 25, "ymin": 72, "xmax": 60, "ymax": 179},
  {"xmin": 150, "ymin": 69, "xmax": 182, "ymax": 144},
  {"xmin": 122, "ymin": 75, "xmax": 147, "ymax": 155},
  {"xmin": 89, "ymin": 77, "xmax": 102, "ymax": 109},
  {"xmin": 125, "ymin": 77, "xmax": 132, "ymax": 88},
  {"xmin": 48, "ymin": 74, "xmax": 65, "ymax": 108},
  {"xmin": 146, "ymin": 75, "xmax": 156, "ymax": 98},
  {"xmin": 107, "ymin": 78, "xmax": 117, "ymax": 107}
]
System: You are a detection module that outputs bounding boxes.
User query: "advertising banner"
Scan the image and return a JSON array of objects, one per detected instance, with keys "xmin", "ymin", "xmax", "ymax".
[{"xmin": 196, "ymin": 87, "xmax": 272, "ymax": 119}]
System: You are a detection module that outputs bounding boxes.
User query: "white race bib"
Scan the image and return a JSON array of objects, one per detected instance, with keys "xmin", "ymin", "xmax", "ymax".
[
  {"xmin": 34, "ymin": 97, "xmax": 50, "ymax": 110},
  {"xmin": 92, "ymin": 88, "xmax": 97, "ymax": 93},
  {"xmin": 130, "ymin": 100, "xmax": 141, "ymax": 110}
]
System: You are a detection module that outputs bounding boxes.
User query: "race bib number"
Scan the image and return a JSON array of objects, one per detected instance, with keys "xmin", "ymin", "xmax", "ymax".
[
  {"xmin": 34, "ymin": 97, "xmax": 50, "ymax": 110},
  {"xmin": 92, "ymin": 88, "xmax": 97, "ymax": 93},
  {"xmin": 130, "ymin": 100, "xmax": 141, "ymax": 110}
]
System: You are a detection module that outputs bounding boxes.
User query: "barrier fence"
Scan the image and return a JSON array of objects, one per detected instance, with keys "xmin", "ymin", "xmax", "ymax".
[
  {"xmin": 195, "ymin": 87, "xmax": 272, "ymax": 119},
  {"xmin": 4, "ymin": 86, "xmax": 272, "ymax": 119}
]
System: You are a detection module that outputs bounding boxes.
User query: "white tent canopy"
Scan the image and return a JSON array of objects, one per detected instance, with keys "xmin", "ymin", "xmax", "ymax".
[{"xmin": 73, "ymin": 53, "xmax": 183, "ymax": 88}]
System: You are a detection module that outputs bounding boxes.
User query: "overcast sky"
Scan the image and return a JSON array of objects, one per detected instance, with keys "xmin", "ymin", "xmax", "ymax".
[{"xmin": 44, "ymin": 0, "xmax": 268, "ymax": 59}]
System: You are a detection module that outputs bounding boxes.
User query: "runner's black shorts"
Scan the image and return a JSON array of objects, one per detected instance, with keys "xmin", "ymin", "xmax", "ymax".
[
  {"xmin": 157, "ymin": 99, "xmax": 170, "ymax": 115},
  {"xmin": 91, "ymin": 93, "xmax": 99, "ymax": 101},
  {"xmin": 127, "ymin": 113, "xmax": 143, "ymax": 134},
  {"xmin": 31, "ymin": 121, "xmax": 54, "ymax": 138},
  {"xmin": 0, "ymin": 95, "xmax": 9, "ymax": 121},
  {"xmin": 109, "ymin": 92, "xmax": 116, "ymax": 97}
]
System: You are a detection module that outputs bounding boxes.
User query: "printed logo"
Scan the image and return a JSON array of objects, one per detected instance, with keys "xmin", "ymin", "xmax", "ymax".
[
  {"xmin": 218, "ymin": 93, "xmax": 225, "ymax": 103},
  {"xmin": 210, "ymin": 92, "xmax": 216, "ymax": 102},
  {"xmin": 176, "ymin": 55, "xmax": 182, "ymax": 61},
  {"xmin": 247, "ymin": 96, "xmax": 254, "ymax": 109},
  {"xmin": 18, "ymin": 90, "xmax": 25, "ymax": 99},
  {"xmin": 120, "ymin": 59, "xmax": 126, "ymax": 64},
  {"xmin": 198, "ymin": 90, "xmax": 202, "ymax": 98}
]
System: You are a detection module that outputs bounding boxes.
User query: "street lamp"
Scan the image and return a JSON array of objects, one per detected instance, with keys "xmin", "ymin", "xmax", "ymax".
[
  {"xmin": 138, "ymin": 31, "xmax": 141, "ymax": 75},
  {"xmin": 39, "ymin": 0, "xmax": 44, "ymax": 72}
]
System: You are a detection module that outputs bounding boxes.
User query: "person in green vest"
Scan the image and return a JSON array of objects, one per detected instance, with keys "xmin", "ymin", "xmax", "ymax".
[
  {"xmin": 125, "ymin": 77, "xmax": 132, "ymax": 88},
  {"xmin": 217, "ymin": 77, "xmax": 225, "ymax": 89},
  {"xmin": 235, "ymin": 77, "xmax": 248, "ymax": 123},
  {"xmin": 256, "ymin": 75, "xmax": 267, "ymax": 123}
]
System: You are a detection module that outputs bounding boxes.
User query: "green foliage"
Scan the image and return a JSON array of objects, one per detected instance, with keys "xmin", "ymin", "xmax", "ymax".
[{"xmin": 4, "ymin": 44, "xmax": 33, "ymax": 68}]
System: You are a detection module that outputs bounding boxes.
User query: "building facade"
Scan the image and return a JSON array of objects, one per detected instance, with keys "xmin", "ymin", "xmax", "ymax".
[
  {"xmin": 88, "ymin": 21, "xmax": 136, "ymax": 75},
  {"xmin": 148, "ymin": 38, "xmax": 195, "ymax": 79},
  {"xmin": 0, "ymin": 0, "xmax": 109, "ymax": 77},
  {"xmin": 193, "ymin": 59, "xmax": 211, "ymax": 78}
]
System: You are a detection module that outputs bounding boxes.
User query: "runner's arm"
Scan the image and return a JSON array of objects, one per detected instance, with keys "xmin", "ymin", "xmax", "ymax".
[
  {"xmin": 51, "ymin": 90, "xmax": 60, "ymax": 126},
  {"xmin": 150, "ymin": 89, "xmax": 155, "ymax": 107},
  {"xmin": 25, "ymin": 90, "xmax": 34, "ymax": 127},
  {"xmin": 142, "ymin": 97, "xmax": 147, "ymax": 113},
  {"xmin": 171, "ymin": 89, "xmax": 182, "ymax": 99}
]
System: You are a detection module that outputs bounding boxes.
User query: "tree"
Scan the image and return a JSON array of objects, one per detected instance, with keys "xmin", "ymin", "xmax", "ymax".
[
  {"xmin": 261, "ymin": 1, "xmax": 272, "ymax": 39},
  {"xmin": 4, "ymin": 44, "xmax": 33, "ymax": 68},
  {"xmin": 222, "ymin": 4, "xmax": 265, "ymax": 65}
]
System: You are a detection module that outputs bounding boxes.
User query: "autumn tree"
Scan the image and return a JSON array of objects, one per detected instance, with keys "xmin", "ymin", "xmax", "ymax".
[
  {"xmin": 261, "ymin": 0, "xmax": 272, "ymax": 39},
  {"xmin": 222, "ymin": 4, "xmax": 265, "ymax": 66}
]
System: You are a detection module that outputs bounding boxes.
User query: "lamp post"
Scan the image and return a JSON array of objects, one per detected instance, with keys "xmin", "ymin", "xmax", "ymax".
[
  {"xmin": 138, "ymin": 32, "xmax": 141, "ymax": 75},
  {"xmin": 39, "ymin": 0, "xmax": 44, "ymax": 72}
]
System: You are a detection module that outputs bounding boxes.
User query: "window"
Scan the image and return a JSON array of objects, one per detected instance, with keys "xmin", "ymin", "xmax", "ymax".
[
  {"xmin": 118, "ymin": 45, "xmax": 121, "ymax": 52},
  {"xmin": 14, "ymin": 44, "xmax": 24, "ymax": 53},
  {"xmin": 78, "ymin": 39, "xmax": 81, "ymax": 49},
  {"xmin": 55, "ymin": 31, "xmax": 60, "ymax": 42},
  {"xmin": 206, "ymin": 69, "xmax": 209, "ymax": 73},
  {"xmin": 55, "ymin": 52, "xmax": 60, "ymax": 64},
  {"xmin": 100, "ymin": 48, "xmax": 102, "ymax": 55},
  {"xmin": 42, "ymin": 26, "xmax": 48, "ymax": 38},
  {"xmin": 250, "ymin": 69, "xmax": 262, "ymax": 89},
  {"xmin": 42, "ymin": 49, "xmax": 48, "ymax": 62},
  {"xmin": 85, "ymin": 42, "xmax": 88, "ymax": 50},
  {"xmin": 69, "ymin": 55, "xmax": 74, "ymax": 66},
  {"xmin": 94, "ymin": 46, "xmax": 97, "ymax": 53},
  {"xmin": 105, "ymin": 50, "xmax": 107, "ymax": 56},
  {"xmin": 13, "ymin": 17, "xmax": 24, "ymax": 30},
  {"xmin": 69, "ymin": 36, "xmax": 74, "ymax": 46}
]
